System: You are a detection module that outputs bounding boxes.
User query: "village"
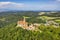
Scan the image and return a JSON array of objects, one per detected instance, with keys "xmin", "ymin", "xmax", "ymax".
[{"xmin": 16, "ymin": 17, "xmax": 59, "ymax": 31}]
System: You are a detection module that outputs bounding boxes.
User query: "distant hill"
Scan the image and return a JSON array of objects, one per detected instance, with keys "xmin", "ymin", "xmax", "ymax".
[
  {"xmin": 38, "ymin": 12, "xmax": 60, "ymax": 17},
  {"xmin": 0, "ymin": 11, "xmax": 60, "ymax": 17},
  {"xmin": 0, "ymin": 11, "xmax": 39, "ymax": 16}
]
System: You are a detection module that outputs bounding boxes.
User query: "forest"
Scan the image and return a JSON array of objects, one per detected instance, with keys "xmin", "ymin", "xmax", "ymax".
[{"xmin": 0, "ymin": 11, "xmax": 60, "ymax": 40}]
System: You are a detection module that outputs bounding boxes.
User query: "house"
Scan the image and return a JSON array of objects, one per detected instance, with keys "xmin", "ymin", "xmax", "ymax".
[
  {"xmin": 44, "ymin": 20, "xmax": 59, "ymax": 28},
  {"xmin": 33, "ymin": 23, "xmax": 41, "ymax": 27},
  {"xmin": 27, "ymin": 24, "xmax": 35, "ymax": 30}
]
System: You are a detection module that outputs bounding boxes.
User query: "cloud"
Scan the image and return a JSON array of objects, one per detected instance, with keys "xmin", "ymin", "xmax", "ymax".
[
  {"xmin": 0, "ymin": 1, "xmax": 59, "ymax": 11},
  {"xmin": 57, "ymin": 0, "xmax": 60, "ymax": 1},
  {"xmin": 56, "ymin": 0, "xmax": 60, "ymax": 2},
  {"xmin": 0, "ymin": 2, "xmax": 24, "ymax": 9}
]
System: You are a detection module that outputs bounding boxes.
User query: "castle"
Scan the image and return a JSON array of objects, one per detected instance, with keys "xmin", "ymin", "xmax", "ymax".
[
  {"xmin": 17, "ymin": 17, "xmax": 28, "ymax": 29},
  {"xmin": 16, "ymin": 17, "xmax": 37, "ymax": 30}
]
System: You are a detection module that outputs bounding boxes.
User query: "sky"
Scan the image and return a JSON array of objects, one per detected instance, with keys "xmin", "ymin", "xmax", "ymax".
[{"xmin": 0, "ymin": 0, "xmax": 60, "ymax": 11}]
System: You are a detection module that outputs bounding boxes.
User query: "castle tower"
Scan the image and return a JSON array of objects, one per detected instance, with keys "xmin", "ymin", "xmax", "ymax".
[{"xmin": 23, "ymin": 17, "xmax": 26, "ymax": 22}]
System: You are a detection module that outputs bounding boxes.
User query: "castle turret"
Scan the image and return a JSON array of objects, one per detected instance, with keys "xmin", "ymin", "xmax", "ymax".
[{"xmin": 23, "ymin": 17, "xmax": 26, "ymax": 23}]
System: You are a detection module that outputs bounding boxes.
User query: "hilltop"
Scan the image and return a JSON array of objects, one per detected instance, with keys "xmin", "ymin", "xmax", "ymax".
[{"xmin": 0, "ymin": 11, "xmax": 60, "ymax": 17}]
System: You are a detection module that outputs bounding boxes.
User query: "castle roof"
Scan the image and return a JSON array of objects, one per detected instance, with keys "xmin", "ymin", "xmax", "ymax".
[{"xmin": 17, "ymin": 21, "xmax": 28, "ymax": 25}]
